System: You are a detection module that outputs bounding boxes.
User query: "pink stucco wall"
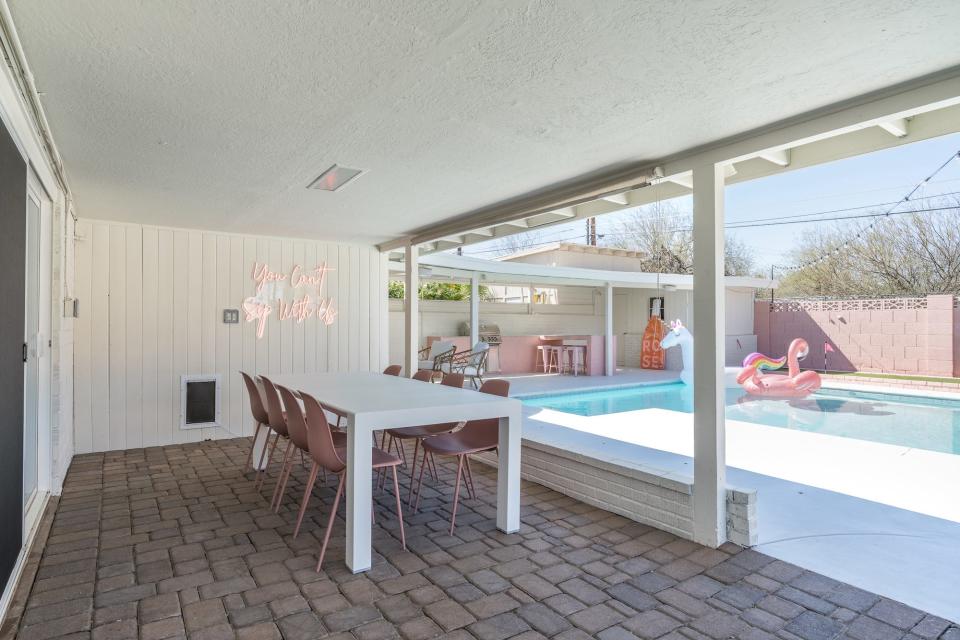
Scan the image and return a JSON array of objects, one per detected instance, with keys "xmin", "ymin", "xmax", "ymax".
[{"xmin": 754, "ymin": 295, "xmax": 956, "ymax": 377}]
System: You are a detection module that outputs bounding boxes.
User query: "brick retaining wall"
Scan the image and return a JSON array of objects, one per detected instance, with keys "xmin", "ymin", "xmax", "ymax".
[{"xmin": 474, "ymin": 440, "xmax": 758, "ymax": 547}]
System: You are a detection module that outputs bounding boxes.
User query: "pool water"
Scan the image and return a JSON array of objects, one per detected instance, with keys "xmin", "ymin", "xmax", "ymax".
[{"xmin": 522, "ymin": 383, "xmax": 960, "ymax": 455}]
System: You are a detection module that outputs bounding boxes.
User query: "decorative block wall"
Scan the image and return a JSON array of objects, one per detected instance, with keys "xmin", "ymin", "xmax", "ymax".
[{"xmin": 755, "ymin": 295, "xmax": 957, "ymax": 377}]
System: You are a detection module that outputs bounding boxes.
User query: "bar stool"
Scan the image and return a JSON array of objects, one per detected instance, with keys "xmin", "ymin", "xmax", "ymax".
[
  {"xmin": 535, "ymin": 345, "xmax": 548, "ymax": 373},
  {"xmin": 563, "ymin": 345, "xmax": 586, "ymax": 376},
  {"xmin": 545, "ymin": 346, "xmax": 562, "ymax": 374}
]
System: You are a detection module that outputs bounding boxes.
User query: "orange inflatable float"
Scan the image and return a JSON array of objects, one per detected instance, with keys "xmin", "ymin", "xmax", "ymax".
[{"xmin": 640, "ymin": 316, "xmax": 665, "ymax": 369}]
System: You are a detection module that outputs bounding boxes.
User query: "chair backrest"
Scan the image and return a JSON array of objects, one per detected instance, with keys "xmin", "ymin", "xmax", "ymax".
[
  {"xmin": 276, "ymin": 385, "xmax": 309, "ymax": 452},
  {"xmin": 300, "ymin": 391, "xmax": 346, "ymax": 473},
  {"xmin": 240, "ymin": 371, "xmax": 269, "ymax": 425},
  {"xmin": 428, "ymin": 341, "xmax": 455, "ymax": 360},
  {"xmin": 457, "ymin": 379, "xmax": 510, "ymax": 443},
  {"xmin": 441, "ymin": 372, "xmax": 464, "ymax": 388},
  {"xmin": 412, "ymin": 370, "xmax": 434, "ymax": 382},
  {"xmin": 383, "ymin": 364, "xmax": 403, "ymax": 376},
  {"xmin": 469, "ymin": 341, "xmax": 490, "ymax": 367},
  {"xmin": 258, "ymin": 376, "xmax": 288, "ymax": 436}
]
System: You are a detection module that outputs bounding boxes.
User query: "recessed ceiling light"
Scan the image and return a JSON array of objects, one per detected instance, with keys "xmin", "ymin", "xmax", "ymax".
[{"xmin": 307, "ymin": 164, "xmax": 364, "ymax": 191}]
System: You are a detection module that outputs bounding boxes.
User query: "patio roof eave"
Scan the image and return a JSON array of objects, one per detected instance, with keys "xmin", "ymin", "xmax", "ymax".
[{"xmin": 388, "ymin": 252, "xmax": 778, "ymax": 291}]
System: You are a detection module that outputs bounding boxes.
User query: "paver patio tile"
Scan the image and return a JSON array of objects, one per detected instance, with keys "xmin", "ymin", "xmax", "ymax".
[{"xmin": 12, "ymin": 439, "xmax": 958, "ymax": 640}]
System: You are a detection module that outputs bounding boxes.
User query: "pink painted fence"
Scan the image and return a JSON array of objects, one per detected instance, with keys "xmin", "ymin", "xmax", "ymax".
[{"xmin": 754, "ymin": 295, "xmax": 959, "ymax": 377}]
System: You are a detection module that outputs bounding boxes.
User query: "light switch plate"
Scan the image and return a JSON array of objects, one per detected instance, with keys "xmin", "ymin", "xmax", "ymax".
[{"xmin": 223, "ymin": 309, "xmax": 240, "ymax": 324}]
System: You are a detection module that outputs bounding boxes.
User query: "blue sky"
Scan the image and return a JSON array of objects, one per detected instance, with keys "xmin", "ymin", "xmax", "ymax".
[{"xmin": 461, "ymin": 131, "xmax": 960, "ymax": 273}]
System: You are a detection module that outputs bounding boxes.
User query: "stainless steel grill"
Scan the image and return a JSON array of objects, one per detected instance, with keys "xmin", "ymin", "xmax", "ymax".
[
  {"xmin": 478, "ymin": 323, "xmax": 502, "ymax": 345},
  {"xmin": 458, "ymin": 322, "xmax": 502, "ymax": 345}
]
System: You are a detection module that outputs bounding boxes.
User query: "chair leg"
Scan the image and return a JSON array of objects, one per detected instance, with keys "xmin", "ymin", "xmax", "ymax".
[
  {"xmin": 271, "ymin": 439, "xmax": 294, "ymax": 510},
  {"xmin": 294, "ymin": 462, "xmax": 320, "ymax": 538},
  {"xmin": 464, "ymin": 455, "xmax": 476, "ymax": 500},
  {"xmin": 316, "ymin": 473, "xmax": 345, "ymax": 572},
  {"xmin": 244, "ymin": 422, "xmax": 262, "ymax": 473},
  {"xmin": 256, "ymin": 431, "xmax": 279, "ymax": 491},
  {"xmin": 272, "ymin": 453, "xmax": 292, "ymax": 513},
  {"xmin": 390, "ymin": 466, "xmax": 406, "ymax": 550},
  {"xmin": 407, "ymin": 439, "xmax": 421, "ymax": 505},
  {"xmin": 428, "ymin": 451, "xmax": 440, "ymax": 481},
  {"xmin": 413, "ymin": 446, "xmax": 430, "ymax": 514},
  {"xmin": 450, "ymin": 455, "xmax": 465, "ymax": 535}
]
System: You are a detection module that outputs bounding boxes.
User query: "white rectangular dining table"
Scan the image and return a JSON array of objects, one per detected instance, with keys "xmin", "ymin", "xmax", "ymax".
[{"xmin": 270, "ymin": 371, "xmax": 523, "ymax": 573}]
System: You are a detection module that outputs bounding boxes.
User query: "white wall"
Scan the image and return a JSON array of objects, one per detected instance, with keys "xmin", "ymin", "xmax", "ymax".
[
  {"xmin": 388, "ymin": 286, "xmax": 603, "ymax": 366},
  {"xmin": 73, "ymin": 219, "xmax": 388, "ymax": 454},
  {"xmin": 388, "ymin": 283, "xmax": 758, "ymax": 368}
]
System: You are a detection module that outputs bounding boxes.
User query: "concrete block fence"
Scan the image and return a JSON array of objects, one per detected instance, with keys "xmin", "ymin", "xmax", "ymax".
[{"xmin": 755, "ymin": 294, "xmax": 959, "ymax": 377}]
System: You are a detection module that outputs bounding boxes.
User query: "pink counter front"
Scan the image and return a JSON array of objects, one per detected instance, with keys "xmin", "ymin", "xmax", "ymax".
[{"xmin": 426, "ymin": 335, "xmax": 615, "ymax": 376}]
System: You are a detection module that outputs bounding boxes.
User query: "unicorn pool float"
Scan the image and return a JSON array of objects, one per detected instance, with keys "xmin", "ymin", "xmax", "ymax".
[
  {"xmin": 737, "ymin": 338, "xmax": 821, "ymax": 398},
  {"xmin": 659, "ymin": 320, "xmax": 742, "ymax": 387}
]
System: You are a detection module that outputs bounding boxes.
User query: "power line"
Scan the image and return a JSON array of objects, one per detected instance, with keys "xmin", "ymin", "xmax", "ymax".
[
  {"xmin": 462, "ymin": 183, "xmax": 960, "ymax": 256},
  {"xmin": 775, "ymin": 149, "xmax": 960, "ymax": 274}
]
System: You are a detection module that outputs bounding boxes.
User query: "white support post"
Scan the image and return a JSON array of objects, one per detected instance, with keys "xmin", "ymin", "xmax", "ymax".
[
  {"xmin": 691, "ymin": 162, "xmax": 727, "ymax": 548},
  {"xmin": 604, "ymin": 283, "xmax": 614, "ymax": 376},
  {"xmin": 470, "ymin": 273, "xmax": 480, "ymax": 347},
  {"xmin": 404, "ymin": 244, "xmax": 419, "ymax": 377}
]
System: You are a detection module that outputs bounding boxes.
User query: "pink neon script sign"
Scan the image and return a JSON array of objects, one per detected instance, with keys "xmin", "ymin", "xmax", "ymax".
[{"xmin": 242, "ymin": 262, "xmax": 338, "ymax": 338}]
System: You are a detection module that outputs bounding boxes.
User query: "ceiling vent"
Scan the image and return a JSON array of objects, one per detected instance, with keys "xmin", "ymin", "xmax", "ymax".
[{"xmin": 307, "ymin": 164, "xmax": 364, "ymax": 191}]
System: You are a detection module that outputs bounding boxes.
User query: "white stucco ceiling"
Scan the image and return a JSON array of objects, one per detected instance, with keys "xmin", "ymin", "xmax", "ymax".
[{"xmin": 9, "ymin": 1, "xmax": 960, "ymax": 245}]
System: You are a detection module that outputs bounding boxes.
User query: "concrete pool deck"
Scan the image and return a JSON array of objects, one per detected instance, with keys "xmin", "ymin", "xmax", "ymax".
[{"xmin": 492, "ymin": 369, "xmax": 960, "ymax": 622}]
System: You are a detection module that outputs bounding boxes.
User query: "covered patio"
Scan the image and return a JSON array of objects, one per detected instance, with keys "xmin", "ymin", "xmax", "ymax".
[{"xmin": 0, "ymin": 0, "xmax": 959, "ymax": 637}]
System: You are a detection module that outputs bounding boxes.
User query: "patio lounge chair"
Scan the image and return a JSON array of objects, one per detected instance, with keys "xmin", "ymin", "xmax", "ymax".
[
  {"xmin": 418, "ymin": 340, "xmax": 456, "ymax": 371},
  {"xmin": 444, "ymin": 341, "xmax": 490, "ymax": 388}
]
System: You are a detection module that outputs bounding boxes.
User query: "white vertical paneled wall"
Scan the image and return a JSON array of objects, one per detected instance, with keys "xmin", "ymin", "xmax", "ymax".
[{"xmin": 73, "ymin": 219, "xmax": 388, "ymax": 454}]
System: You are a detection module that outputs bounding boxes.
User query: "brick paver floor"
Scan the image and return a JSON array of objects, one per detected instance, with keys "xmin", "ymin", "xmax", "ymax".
[{"xmin": 14, "ymin": 438, "xmax": 959, "ymax": 639}]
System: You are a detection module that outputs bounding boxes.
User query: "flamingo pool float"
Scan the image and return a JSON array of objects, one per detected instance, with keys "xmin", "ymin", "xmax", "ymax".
[{"xmin": 737, "ymin": 338, "xmax": 821, "ymax": 398}]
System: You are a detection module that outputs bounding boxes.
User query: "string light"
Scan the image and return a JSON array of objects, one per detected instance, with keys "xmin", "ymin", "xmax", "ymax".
[{"xmin": 773, "ymin": 149, "xmax": 960, "ymax": 275}]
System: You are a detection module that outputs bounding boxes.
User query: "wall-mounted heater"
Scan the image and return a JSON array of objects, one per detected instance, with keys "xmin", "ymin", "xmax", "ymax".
[{"xmin": 180, "ymin": 374, "xmax": 221, "ymax": 430}]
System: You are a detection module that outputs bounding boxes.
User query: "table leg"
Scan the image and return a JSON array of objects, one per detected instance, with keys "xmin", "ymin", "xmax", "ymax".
[
  {"xmin": 496, "ymin": 408, "xmax": 522, "ymax": 533},
  {"xmin": 345, "ymin": 414, "xmax": 372, "ymax": 573}
]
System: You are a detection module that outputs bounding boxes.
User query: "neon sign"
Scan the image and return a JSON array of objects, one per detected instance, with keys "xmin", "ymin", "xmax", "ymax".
[{"xmin": 242, "ymin": 262, "xmax": 337, "ymax": 338}]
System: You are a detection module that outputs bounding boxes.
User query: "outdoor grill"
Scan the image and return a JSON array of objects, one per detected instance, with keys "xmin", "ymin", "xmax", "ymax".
[
  {"xmin": 458, "ymin": 322, "xmax": 502, "ymax": 345},
  {"xmin": 478, "ymin": 323, "xmax": 502, "ymax": 345}
]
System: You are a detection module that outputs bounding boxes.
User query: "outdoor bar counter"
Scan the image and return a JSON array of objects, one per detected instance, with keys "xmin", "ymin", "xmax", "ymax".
[{"xmin": 426, "ymin": 334, "xmax": 613, "ymax": 375}]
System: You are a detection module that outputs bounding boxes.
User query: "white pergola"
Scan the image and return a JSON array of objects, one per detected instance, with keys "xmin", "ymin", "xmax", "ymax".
[
  {"xmin": 382, "ymin": 72, "xmax": 960, "ymax": 550},
  {"xmin": 388, "ymin": 251, "xmax": 775, "ymax": 377}
]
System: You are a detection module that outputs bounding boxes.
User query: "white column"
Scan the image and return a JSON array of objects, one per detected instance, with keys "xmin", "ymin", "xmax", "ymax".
[
  {"xmin": 691, "ymin": 162, "xmax": 727, "ymax": 547},
  {"xmin": 404, "ymin": 243, "xmax": 419, "ymax": 377},
  {"xmin": 496, "ymin": 403, "xmax": 522, "ymax": 533},
  {"xmin": 604, "ymin": 283, "xmax": 614, "ymax": 376},
  {"xmin": 470, "ymin": 273, "xmax": 480, "ymax": 347}
]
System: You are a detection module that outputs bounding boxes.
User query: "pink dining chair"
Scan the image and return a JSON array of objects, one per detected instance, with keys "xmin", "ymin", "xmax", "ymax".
[
  {"xmin": 272, "ymin": 385, "xmax": 347, "ymax": 512},
  {"xmin": 299, "ymin": 391, "xmax": 406, "ymax": 570},
  {"xmin": 380, "ymin": 372, "xmax": 465, "ymax": 502},
  {"xmin": 255, "ymin": 375, "xmax": 290, "ymax": 492},
  {"xmin": 383, "ymin": 365, "xmax": 403, "ymax": 376},
  {"xmin": 240, "ymin": 372, "xmax": 269, "ymax": 474},
  {"xmin": 412, "ymin": 369, "xmax": 434, "ymax": 382},
  {"xmin": 413, "ymin": 379, "xmax": 510, "ymax": 534}
]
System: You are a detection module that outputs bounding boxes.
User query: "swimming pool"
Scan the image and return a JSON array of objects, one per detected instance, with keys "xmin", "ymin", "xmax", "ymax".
[{"xmin": 522, "ymin": 383, "xmax": 960, "ymax": 455}]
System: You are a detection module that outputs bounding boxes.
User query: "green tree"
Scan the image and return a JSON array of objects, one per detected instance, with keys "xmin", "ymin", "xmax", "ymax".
[{"xmin": 389, "ymin": 281, "xmax": 491, "ymax": 300}]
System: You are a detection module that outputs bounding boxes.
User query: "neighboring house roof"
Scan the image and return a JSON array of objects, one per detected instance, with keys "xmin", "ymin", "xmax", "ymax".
[{"xmin": 497, "ymin": 242, "xmax": 646, "ymax": 261}]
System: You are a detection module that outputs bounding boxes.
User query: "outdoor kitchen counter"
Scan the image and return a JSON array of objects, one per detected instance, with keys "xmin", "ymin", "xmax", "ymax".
[{"xmin": 426, "ymin": 334, "xmax": 613, "ymax": 375}]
